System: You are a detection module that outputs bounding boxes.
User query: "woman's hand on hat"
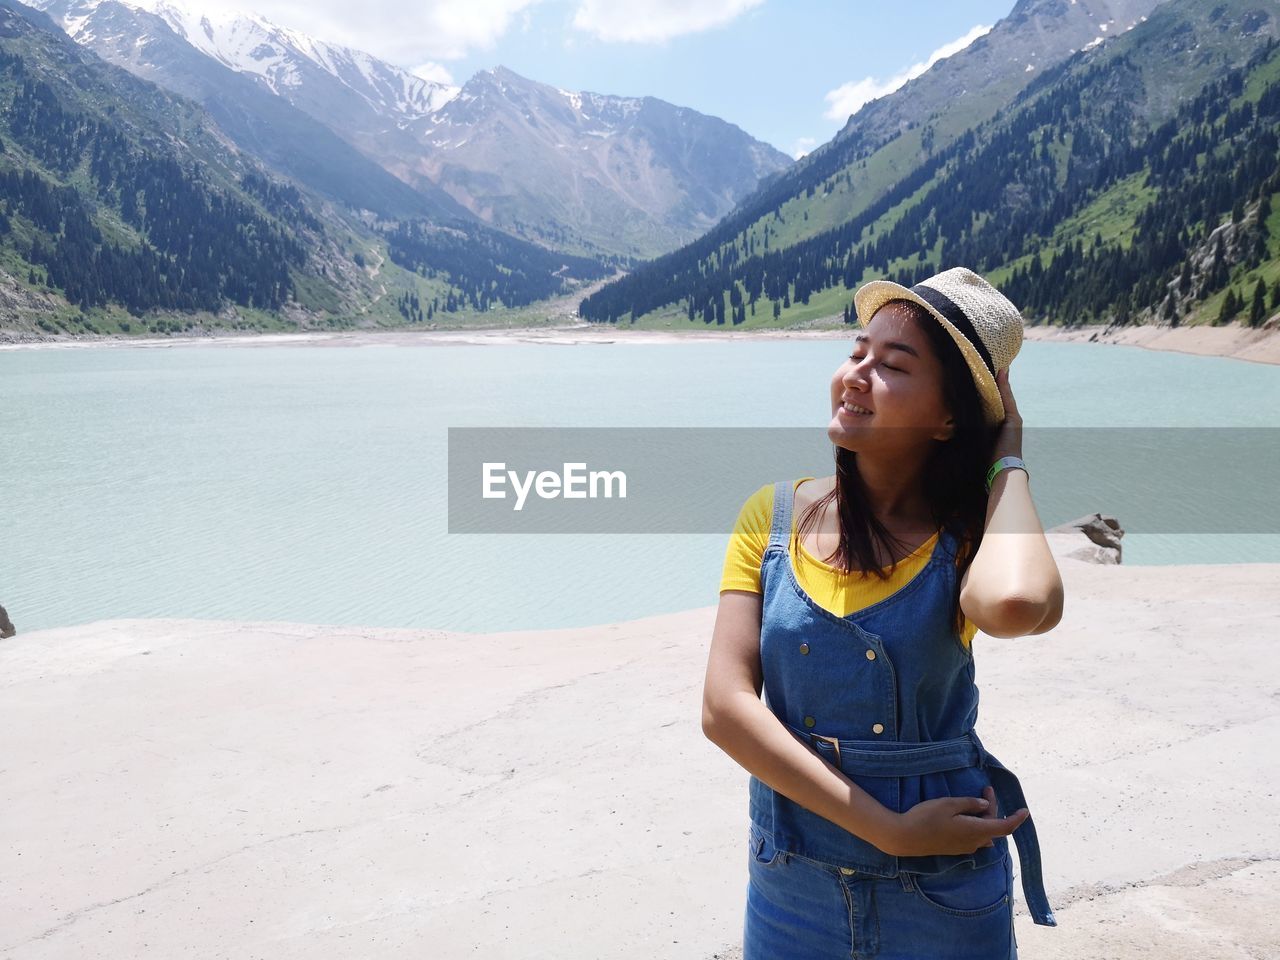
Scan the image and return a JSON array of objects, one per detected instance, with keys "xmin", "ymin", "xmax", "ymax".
[
  {"xmin": 882, "ymin": 788, "xmax": 1030, "ymax": 857},
  {"xmin": 992, "ymin": 366, "xmax": 1023, "ymax": 461}
]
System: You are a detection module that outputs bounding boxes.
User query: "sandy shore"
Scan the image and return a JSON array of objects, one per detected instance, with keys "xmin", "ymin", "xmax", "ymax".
[
  {"xmin": 1019, "ymin": 318, "xmax": 1280, "ymax": 365},
  {"xmin": 2, "ymin": 534, "xmax": 1277, "ymax": 959},
  {"xmin": 4, "ymin": 317, "xmax": 1279, "ymax": 365}
]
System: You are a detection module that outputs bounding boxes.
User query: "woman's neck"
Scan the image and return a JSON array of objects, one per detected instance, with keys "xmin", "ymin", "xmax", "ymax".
[{"xmin": 843, "ymin": 453, "xmax": 932, "ymax": 524}]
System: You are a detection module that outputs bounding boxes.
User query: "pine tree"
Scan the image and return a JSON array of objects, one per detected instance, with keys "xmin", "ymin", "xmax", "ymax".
[
  {"xmin": 1252, "ymin": 230, "xmax": 1268, "ymax": 268},
  {"xmin": 1115, "ymin": 290, "xmax": 1132, "ymax": 326},
  {"xmin": 1271, "ymin": 280, "xmax": 1280, "ymax": 310},
  {"xmin": 1208, "ymin": 234, "xmax": 1230, "ymax": 291},
  {"xmin": 1217, "ymin": 289, "xmax": 1239, "ymax": 325},
  {"xmin": 1249, "ymin": 278, "xmax": 1267, "ymax": 327}
]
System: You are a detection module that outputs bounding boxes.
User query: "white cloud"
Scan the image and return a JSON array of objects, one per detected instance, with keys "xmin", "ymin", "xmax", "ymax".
[
  {"xmin": 410, "ymin": 62, "xmax": 455, "ymax": 85},
  {"xmin": 152, "ymin": 0, "xmax": 762, "ymax": 69},
  {"xmin": 823, "ymin": 23, "xmax": 992, "ymax": 122},
  {"xmin": 571, "ymin": 0, "xmax": 764, "ymax": 43},
  {"xmin": 242, "ymin": 0, "xmax": 542, "ymax": 62},
  {"xmin": 791, "ymin": 136, "xmax": 817, "ymax": 160}
]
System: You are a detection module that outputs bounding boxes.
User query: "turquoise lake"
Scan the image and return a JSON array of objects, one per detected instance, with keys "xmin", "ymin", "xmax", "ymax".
[{"xmin": 2, "ymin": 337, "xmax": 1277, "ymax": 634}]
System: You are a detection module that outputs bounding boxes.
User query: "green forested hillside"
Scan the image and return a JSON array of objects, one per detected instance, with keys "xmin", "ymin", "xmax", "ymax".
[
  {"xmin": 0, "ymin": 0, "xmax": 607, "ymax": 337},
  {"xmin": 0, "ymin": 1, "xmax": 323, "ymax": 330},
  {"xmin": 581, "ymin": 0, "xmax": 1280, "ymax": 332}
]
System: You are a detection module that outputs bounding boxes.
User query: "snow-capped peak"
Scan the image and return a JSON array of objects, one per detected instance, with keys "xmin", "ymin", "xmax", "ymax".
[
  {"xmin": 558, "ymin": 87, "xmax": 583, "ymax": 113},
  {"xmin": 33, "ymin": 0, "xmax": 459, "ymax": 118}
]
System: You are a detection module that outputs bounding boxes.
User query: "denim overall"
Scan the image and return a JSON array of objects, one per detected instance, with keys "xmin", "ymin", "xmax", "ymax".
[{"xmin": 746, "ymin": 480, "xmax": 1056, "ymax": 953}]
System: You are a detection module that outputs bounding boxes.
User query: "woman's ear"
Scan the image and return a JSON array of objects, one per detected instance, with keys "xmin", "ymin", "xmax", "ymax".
[{"xmin": 934, "ymin": 416, "xmax": 956, "ymax": 442}]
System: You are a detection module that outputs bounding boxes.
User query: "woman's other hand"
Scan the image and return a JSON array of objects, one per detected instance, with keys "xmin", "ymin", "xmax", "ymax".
[
  {"xmin": 881, "ymin": 786, "xmax": 1030, "ymax": 857},
  {"xmin": 991, "ymin": 366, "xmax": 1023, "ymax": 461}
]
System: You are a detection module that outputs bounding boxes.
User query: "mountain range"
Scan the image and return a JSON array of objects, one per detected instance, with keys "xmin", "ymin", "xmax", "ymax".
[
  {"xmin": 30, "ymin": 0, "xmax": 467, "ymax": 221},
  {"xmin": 402, "ymin": 67, "xmax": 791, "ymax": 258},
  {"xmin": 582, "ymin": 0, "xmax": 1280, "ymax": 336},
  {"xmin": 0, "ymin": 0, "xmax": 613, "ymax": 337},
  {"xmin": 2, "ymin": 0, "xmax": 1277, "ymax": 341},
  {"xmin": 29, "ymin": 0, "xmax": 792, "ymax": 258}
]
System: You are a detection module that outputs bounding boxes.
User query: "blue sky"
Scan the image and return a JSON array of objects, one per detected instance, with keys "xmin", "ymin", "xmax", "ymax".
[{"xmin": 252, "ymin": 0, "xmax": 1021, "ymax": 159}]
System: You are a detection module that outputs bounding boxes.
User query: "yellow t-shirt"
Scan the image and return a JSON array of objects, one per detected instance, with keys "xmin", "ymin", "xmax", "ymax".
[{"xmin": 720, "ymin": 477, "xmax": 979, "ymax": 649}]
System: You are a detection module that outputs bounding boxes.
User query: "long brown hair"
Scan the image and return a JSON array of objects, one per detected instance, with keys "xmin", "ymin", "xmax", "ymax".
[{"xmin": 794, "ymin": 299, "xmax": 999, "ymax": 640}]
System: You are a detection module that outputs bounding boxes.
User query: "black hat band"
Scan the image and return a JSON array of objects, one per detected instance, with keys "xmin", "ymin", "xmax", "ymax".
[{"xmin": 911, "ymin": 282, "xmax": 996, "ymax": 376}]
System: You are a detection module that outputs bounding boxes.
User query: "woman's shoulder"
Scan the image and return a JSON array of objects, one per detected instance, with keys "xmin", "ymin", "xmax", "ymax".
[
  {"xmin": 720, "ymin": 482, "xmax": 783, "ymax": 595},
  {"xmin": 741, "ymin": 482, "xmax": 774, "ymax": 523},
  {"xmin": 733, "ymin": 480, "xmax": 787, "ymax": 534}
]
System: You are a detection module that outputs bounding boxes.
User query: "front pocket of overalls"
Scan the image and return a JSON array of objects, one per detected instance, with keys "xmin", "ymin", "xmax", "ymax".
[
  {"xmin": 908, "ymin": 849, "xmax": 1011, "ymax": 917},
  {"xmin": 748, "ymin": 823, "xmax": 786, "ymax": 868}
]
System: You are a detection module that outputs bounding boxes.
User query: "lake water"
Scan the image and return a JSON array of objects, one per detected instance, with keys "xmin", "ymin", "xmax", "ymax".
[{"xmin": 2, "ymin": 337, "xmax": 1277, "ymax": 634}]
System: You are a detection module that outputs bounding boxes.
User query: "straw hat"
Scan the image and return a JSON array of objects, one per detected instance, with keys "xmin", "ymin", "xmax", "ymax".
[{"xmin": 853, "ymin": 267, "xmax": 1025, "ymax": 426}]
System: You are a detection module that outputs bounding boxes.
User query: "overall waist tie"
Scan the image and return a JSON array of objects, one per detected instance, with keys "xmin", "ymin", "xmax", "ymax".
[
  {"xmin": 785, "ymin": 721, "xmax": 1057, "ymax": 927},
  {"xmin": 976, "ymin": 751, "xmax": 1057, "ymax": 926}
]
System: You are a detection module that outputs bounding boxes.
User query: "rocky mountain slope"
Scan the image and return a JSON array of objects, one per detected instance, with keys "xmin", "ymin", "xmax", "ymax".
[{"xmin": 30, "ymin": 0, "xmax": 791, "ymax": 258}]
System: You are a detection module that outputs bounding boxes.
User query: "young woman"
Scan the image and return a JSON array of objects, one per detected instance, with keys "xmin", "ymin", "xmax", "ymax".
[{"xmin": 702, "ymin": 267, "xmax": 1063, "ymax": 959}]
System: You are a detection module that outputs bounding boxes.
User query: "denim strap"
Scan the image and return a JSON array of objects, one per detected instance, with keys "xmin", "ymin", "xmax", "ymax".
[
  {"xmin": 981, "ymin": 755, "xmax": 1058, "ymax": 926},
  {"xmin": 786, "ymin": 721, "xmax": 1058, "ymax": 927},
  {"xmin": 767, "ymin": 479, "xmax": 793, "ymax": 551},
  {"xmin": 785, "ymin": 722, "xmax": 982, "ymax": 773}
]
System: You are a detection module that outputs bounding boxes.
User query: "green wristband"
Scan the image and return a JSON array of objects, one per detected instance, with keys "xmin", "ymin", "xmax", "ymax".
[{"xmin": 985, "ymin": 456, "xmax": 1027, "ymax": 493}]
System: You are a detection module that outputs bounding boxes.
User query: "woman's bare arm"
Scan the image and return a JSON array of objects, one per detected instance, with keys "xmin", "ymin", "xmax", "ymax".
[
  {"xmin": 960, "ymin": 469, "xmax": 1064, "ymax": 637},
  {"xmin": 960, "ymin": 366, "xmax": 1065, "ymax": 638},
  {"xmin": 702, "ymin": 589, "xmax": 1024, "ymax": 856}
]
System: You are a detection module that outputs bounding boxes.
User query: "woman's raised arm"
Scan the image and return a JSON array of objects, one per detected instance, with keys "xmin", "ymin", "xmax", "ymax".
[{"xmin": 959, "ymin": 366, "xmax": 1064, "ymax": 638}]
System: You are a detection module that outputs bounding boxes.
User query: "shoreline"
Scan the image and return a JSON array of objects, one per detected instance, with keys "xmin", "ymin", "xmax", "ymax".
[
  {"xmin": 1018, "ymin": 318, "xmax": 1280, "ymax": 365},
  {"xmin": 0, "ymin": 321, "xmax": 856, "ymax": 351},
  {"xmin": 3, "ymin": 318, "xmax": 1278, "ymax": 364},
  {"xmin": 2, "ymin": 551, "xmax": 1278, "ymax": 958}
]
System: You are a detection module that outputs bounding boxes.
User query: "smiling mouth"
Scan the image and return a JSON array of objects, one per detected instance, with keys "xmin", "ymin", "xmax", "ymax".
[{"xmin": 839, "ymin": 401, "xmax": 873, "ymax": 416}]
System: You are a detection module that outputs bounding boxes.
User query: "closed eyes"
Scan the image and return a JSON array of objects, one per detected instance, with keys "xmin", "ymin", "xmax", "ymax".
[{"xmin": 849, "ymin": 352, "xmax": 904, "ymax": 372}]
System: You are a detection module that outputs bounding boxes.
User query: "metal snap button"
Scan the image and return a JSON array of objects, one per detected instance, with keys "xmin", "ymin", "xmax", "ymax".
[
  {"xmin": 872, "ymin": 722, "xmax": 884, "ymax": 734},
  {"xmin": 799, "ymin": 642, "xmax": 810, "ymax": 655},
  {"xmin": 804, "ymin": 716, "xmax": 816, "ymax": 728},
  {"xmin": 865, "ymin": 649, "xmax": 876, "ymax": 661}
]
